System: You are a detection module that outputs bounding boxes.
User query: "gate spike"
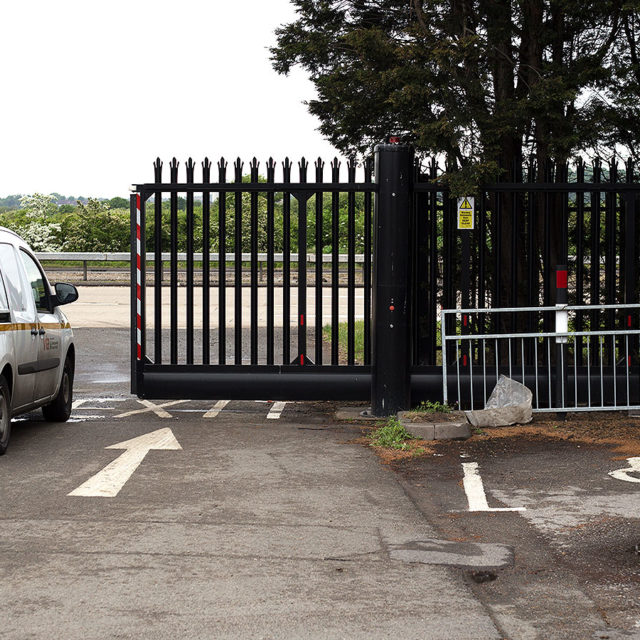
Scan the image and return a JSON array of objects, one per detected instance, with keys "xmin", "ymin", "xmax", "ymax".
[
  {"xmin": 234, "ymin": 157, "xmax": 244, "ymax": 180},
  {"xmin": 186, "ymin": 158, "xmax": 195, "ymax": 182},
  {"xmin": 283, "ymin": 157, "xmax": 292, "ymax": 181},
  {"xmin": 202, "ymin": 157, "xmax": 211, "ymax": 183},
  {"xmin": 153, "ymin": 158, "xmax": 163, "ymax": 182},
  {"xmin": 298, "ymin": 157, "xmax": 308, "ymax": 181},
  {"xmin": 315, "ymin": 157, "xmax": 325, "ymax": 171}
]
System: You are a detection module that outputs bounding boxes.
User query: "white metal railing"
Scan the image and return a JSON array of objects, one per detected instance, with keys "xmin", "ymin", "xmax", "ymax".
[{"xmin": 441, "ymin": 304, "xmax": 640, "ymax": 413}]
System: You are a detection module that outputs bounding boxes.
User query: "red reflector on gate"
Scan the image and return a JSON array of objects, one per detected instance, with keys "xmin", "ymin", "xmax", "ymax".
[
  {"xmin": 463, "ymin": 315, "xmax": 468, "ymax": 327},
  {"xmin": 556, "ymin": 270, "xmax": 568, "ymax": 289},
  {"xmin": 463, "ymin": 355, "xmax": 467, "ymax": 366},
  {"xmin": 629, "ymin": 315, "xmax": 632, "ymax": 328},
  {"xmin": 300, "ymin": 354, "xmax": 304, "ymax": 366},
  {"xmin": 389, "ymin": 136, "xmax": 400, "ymax": 144},
  {"xmin": 300, "ymin": 314, "xmax": 304, "ymax": 326}
]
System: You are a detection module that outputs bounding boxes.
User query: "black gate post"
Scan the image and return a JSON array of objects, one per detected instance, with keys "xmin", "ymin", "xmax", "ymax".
[{"xmin": 371, "ymin": 144, "xmax": 413, "ymax": 416}]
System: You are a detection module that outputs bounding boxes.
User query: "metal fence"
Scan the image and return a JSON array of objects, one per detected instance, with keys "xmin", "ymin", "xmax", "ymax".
[{"xmin": 442, "ymin": 304, "xmax": 640, "ymax": 412}]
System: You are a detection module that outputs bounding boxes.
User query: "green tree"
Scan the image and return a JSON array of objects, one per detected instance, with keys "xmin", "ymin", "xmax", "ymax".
[
  {"xmin": 272, "ymin": 1, "xmax": 639, "ymax": 178},
  {"xmin": 108, "ymin": 196, "xmax": 129, "ymax": 209}
]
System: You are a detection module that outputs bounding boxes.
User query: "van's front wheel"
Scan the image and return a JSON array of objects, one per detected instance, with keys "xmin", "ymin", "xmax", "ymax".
[{"xmin": 42, "ymin": 356, "xmax": 73, "ymax": 422}]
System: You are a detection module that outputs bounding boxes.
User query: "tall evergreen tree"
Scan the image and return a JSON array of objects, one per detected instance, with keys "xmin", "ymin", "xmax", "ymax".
[{"xmin": 272, "ymin": 0, "xmax": 640, "ymax": 183}]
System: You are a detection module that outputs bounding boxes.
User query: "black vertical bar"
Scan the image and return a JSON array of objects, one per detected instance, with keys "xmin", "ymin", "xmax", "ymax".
[
  {"xmin": 526, "ymin": 159, "xmax": 536, "ymax": 363},
  {"xmin": 413, "ymin": 159, "xmax": 428, "ymax": 366},
  {"xmin": 130, "ymin": 193, "xmax": 139, "ymax": 395},
  {"xmin": 297, "ymin": 158, "xmax": 309, "ymax": 365},
  {"xmin": 494, "ymin": 187, "xmax": 502, "ymax": 311},
  {"xmin": 186, "ymin": 158, "xmax": 195, "ymax": 365},
  {"xmin": 511, "ymin": 157, "xmax": 519, "ymax": 320},
  {"xmin": 371, "ymin": 143, "xmax": 413, "ymax": 416},
  {"xmin": 153, "ymin": 158, "xmax": 163, "ymax": 365},
  {"xmin": 363, "ymin": 156, "xmax": 373, "ymax": 365},
  {"xmin": 202, "ymin": 158, "xmax": 212, "ymax": 365},
  {"xmin": 250, "ymin": 158, "xmax": 259, "ymax": 365},
  {"xmin": 605, "ymin": 161, "xmax": 617, "ymax": 362},
  {"xmin": 315, "ymin": 158, "xmax": 325, "ymax": 365},
  {"xmin": 429, "ymin": 159, "xmax": 439, "ymax": 364},
  {"xmin": 347, "ymin": 158, "xmax": 356, "ymax": 365},
  {"xmin": 266, "ymin": 158, "xmax": 276, "ymax": 365},
  {"xmin": 543, "ymin": 160, "xmax": 552, "ymax": 331},
  {"xmin": 575, "ymin": 159, "xmax": 585, "ymax": 365},
  {"xmin": 218, "ymin": 158, "xmax": 228, "ymax": 365},
  {"xmin": 590, "ymin": 159, "xmax": 602, "ymax": 362},
  {"xmin": 169, "ymin": 158, "xmax": 179, "ymax": 364},
  {"xmin": 624, "ymin": 159, "xmax": 637, "ymax": 365},
  {"xmin": 443, "ymin": 193, "xmax": 455, "ymax": 358},
  {"xmin": 331, "ymin": 159, "xmax": 340, "ymax": 365},
  {"xmin": 234, "ymin": 158, "xmax": 243, "ymax": 365},
  {"xmin": 478, "ymin": 188, "xmax": 487, "ymax": 342},
  {"xmin": 282, "ymin": 158, "xmax": 292, "ymax": 364}
]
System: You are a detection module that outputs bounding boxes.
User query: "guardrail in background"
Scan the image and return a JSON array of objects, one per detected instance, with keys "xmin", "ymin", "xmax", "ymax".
[
  {"xmin": 36, "ymin": 252, "xmax": 369, "ymax": 281},
  {"xmin": 441, "ymin": 304, "xmax": 640, "ymax": 413}
]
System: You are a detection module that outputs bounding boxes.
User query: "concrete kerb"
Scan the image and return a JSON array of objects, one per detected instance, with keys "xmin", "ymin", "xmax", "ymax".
[
  {"xmin": 397, "ymin": 410, "xmax": 472, "ymax": 441},
  {"xmin": 334, "ymin": 406, "xmax": 472, "ymax": 441}
]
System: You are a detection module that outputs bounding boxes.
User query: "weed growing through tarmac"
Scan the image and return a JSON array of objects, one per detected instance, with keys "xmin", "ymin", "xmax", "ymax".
[{"xmin": 371, "ymin": 417, "xmax": 415, "ymax": 450}]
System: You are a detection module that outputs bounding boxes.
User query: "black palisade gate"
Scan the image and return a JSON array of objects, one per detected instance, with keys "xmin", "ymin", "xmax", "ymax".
[{"xmin": 132, "ymin": 144, "xmax": 640, "ymax": 415}]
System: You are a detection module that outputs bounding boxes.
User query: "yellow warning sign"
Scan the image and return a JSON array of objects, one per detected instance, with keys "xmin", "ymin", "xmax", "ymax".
[{"xmin": 457, "ymin": 196, "xmax": 475, "ymax": 230}]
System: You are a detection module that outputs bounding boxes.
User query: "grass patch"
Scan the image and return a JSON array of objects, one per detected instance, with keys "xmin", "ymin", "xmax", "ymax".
[
  {"xmin": 322, "ymin": 320, "xmax": 365, "ymax": 364},
  {"xmin": 370, "ymin": 417, "xmax": 415, "ymax": 450},
  {"xmin": 413, "ymin": 400, "xmax": 453, "ymax": 414}
]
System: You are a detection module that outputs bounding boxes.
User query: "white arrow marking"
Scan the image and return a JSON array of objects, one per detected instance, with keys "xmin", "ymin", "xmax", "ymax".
[
  {"xmin": 609, "ymin": 457, "xmax": 640, "ymax": 484},
  {"xmin": 462, "ymin": 462, "xmax": 526, "ymax": 512},
  {"xmin": 68, "ymin": 428, "xmax": 182, "ymax": 497},
  {"xmin": 204, "ymin": 399, "xmax": 230, "ymax": 418}
]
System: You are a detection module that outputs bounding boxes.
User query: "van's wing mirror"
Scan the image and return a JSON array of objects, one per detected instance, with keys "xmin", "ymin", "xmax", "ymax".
[{"xmin": 53, "ymin": 282, "xmax": 79, "ymax": 307}]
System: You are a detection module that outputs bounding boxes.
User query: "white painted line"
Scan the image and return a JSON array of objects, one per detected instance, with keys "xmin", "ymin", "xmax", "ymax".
[
  {"xmin": 462, "ymin": 462, "xmax": 526, "ymax": 512},
  {"xmin": 204, "ymin": 399, "xmax": 230, "ymax": 419},
  {"xmin": 72, "ymin": 399, "xmax": 86, "ymax": 410},
  {"xmin": 267, "ymin": 401, "xmax": 287, "ymax": 420},
  {"xmin": 609, "ymin": 457, "xmax": 640, "ymax": 483},
  {"xmin": 69, "ymin": 428, "xmax": 182, "ymax": 498},
  {"xmin": 114, "ymin": 400, "xmax": 187, "ymax": 419}
]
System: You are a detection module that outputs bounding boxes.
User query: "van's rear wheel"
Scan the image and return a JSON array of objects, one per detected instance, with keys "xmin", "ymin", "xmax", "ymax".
[
  {"xmin": 0, "ymin": 375, "xmax": 11, "ymax": 455},
  {"xmin": 42, "ymin": 356, "xmax": 73, "ymax": 422}
]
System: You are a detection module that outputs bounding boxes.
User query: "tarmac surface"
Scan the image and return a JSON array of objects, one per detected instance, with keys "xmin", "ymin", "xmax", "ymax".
[{"xmin": 0, "ymin": 288, "xmax": 639, "ymax": 638}]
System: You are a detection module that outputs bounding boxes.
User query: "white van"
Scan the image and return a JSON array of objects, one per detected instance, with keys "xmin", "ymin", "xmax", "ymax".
[{"xmin": 0, "ymin": 227, "xmax": 78, "ymax": 454}]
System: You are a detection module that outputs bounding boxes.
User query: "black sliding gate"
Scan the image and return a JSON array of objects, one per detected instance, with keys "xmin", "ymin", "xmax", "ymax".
[
  {"xmin": 132, "ymin": 144, "xmax": 640, "ymax": 413},
  {"xmin": 132, "ymin": 153, "xmax": 381, "ymax": 403}
]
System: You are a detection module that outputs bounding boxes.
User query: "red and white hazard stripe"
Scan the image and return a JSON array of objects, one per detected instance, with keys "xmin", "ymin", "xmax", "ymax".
[{"xmin": 136, "ymin": 194, "xmax": 142, "ymax": 360}]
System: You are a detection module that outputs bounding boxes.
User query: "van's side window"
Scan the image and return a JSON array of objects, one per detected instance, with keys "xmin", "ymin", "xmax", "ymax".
[
  {"xmin": 19, "ymin": 251, "xmax": 49, "ymax": 314},
  {"xmin": 0, "ymin": 271, "xmax": 9, "ymax": 317},
  {"xmin": 0, "ymin": 244, "xmax": 27, "ymax": 312}
]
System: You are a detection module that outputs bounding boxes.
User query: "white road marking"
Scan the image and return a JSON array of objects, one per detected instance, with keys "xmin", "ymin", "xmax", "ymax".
[
  {"xmin": 68, "ymin": 428, "xmax": 182, "ymax": 498},
  {"xmin": 609, "ymin": 457, "xmax": 640, "ymax": 484},
  {"xmin": 204, "ymin": 399, "xmax": 230, "ymax": 418},
  {"xmin": 462, "ymin": 462, "xmax": 526, "ymax": 512},
  {"xmin": 267, "ymin": 401, "xmax": 287, "ymax": 420},
  {"xmin": 73, "ymin": 397, "xmax": 127, "ymax": 410},
  {"xmin": 114, "ymin": 399, "xmax": 187, "ymax": 419}
]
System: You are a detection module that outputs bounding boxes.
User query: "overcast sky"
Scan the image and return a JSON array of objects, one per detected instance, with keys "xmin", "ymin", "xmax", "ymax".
[{"xmin": 0, "ymin": 0, "xmax": 342, "ymax": 198}]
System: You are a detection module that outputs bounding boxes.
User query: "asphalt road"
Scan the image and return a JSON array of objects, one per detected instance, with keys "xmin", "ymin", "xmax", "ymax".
[{"xmin": 1, "ymin": 323, "xmax": 639, "ymax": 638}]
